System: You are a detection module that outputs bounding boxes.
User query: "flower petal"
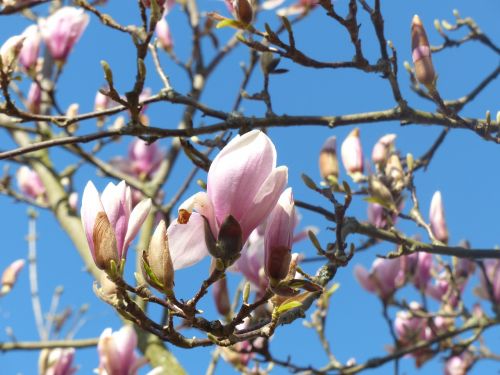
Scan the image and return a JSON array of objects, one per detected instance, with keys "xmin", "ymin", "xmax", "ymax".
[
  {"xmin": 81, "ymin": 181, "xmax": 105, "ymax": 257},
  {"xmin": 168, "ymin": 213, "xmax": 209, "ymax": 270},
  {"xmin": 123, "ymin": 198, "xmax": 152, "ymax": 258}
]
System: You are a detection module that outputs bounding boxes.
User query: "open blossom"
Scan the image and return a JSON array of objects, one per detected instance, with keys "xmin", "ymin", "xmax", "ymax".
[
  {"xmin": 43, "ymin": 348, "xmax": 77, "ymax": 375},
  {"xmin": 394, "ymin": 302, "xmax": 432, "ymax": 346},
  {"xmin": 170, "ymin": 130, "xmax": 287, "ymax": 269},
  {"xmin": 19, "ymin": 24, "xmax": 40, "ymax": 69},
  {"xmin": 80, "ymin": 181, "xmax": 151, "ymax": 270},
  {"xmin": 341, "ymin": 128, "xmax": 364, "ymax": 176},
  {"xmin": 354, "ymin": 258, "xmax": 404, "ymax": 301},
  {"xmin": 264, "ymin": 188, "xmax": 295, "ymax": 282},
  {"xmin": 1, "ymin": 259, "xmax": 25, "ymax": 295},
  {"xmin": 97, "ymin": 326, "xmax": 145, "ymax": 375},
  {"xmin": 429, "ymin": 191, "xmax": 448, "ymax": 243},
  {"xmin": 17, "ymin": 166, "xmax": 45, "ymax": 199},
  {"xmin": 39, "ymin": 7, "xmax": 89, "ymax": 61}
]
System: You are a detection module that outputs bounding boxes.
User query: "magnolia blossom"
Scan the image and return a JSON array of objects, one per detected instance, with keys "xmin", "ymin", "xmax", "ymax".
[
  {"xmin": 371, "ymin": 133, "xmax": 396, "ymax": 165},
  {"xmin": 341, "ymin": 128, "xmax": 364, "ymax": 176},
  {"xmin": 429, "ymin": 191, "xmax": 448, "ymax": 243},
  {"xmin": 27, "ymin": 82, "xmax": 42, "ymax": 113},
  {"xmin": 81, "ymin": 181, "xmax": 151, "ymax": 270},
  {"xmin": 444, "ymin": 352, "xmax": 474, "ymax": 375},
  {"xmin": 318, "ymin": 136, "xmax": 339, "ymax": 180},
  {"xmin": 155, "ymin": 17, "xmax": 173, "ymax": 51},
  {"xmin": 225, "ymin": 0, "xmax": 255, "ymax": 24},
  {"xmin": 276, "ymin": 0, "xmax": 319, "ymax": 16},
  {"xmin": 402, "ymin": 252, "xmax": 433, "ymax": 290},
  {"xmin": 43, "ymin": 348, "xmax": 77, "ymax": 375},
  {"xmin": 39, "ymin": 7, "xmax": 90, "ymax": 61},
  {"xmin": 97, "ymin": 326, "xmax": 145, "ymax": 375},
  {"xmin": 0, "ymin": 35, "xmax": 24, "ymax": 69},
  {"xmin": 19, "ymin": 24, "xmax": 40, "ymax": 69},
  {"xmin": 394, "ymin": 302, "xmax": 432, "ymax": 345},
  {"xmin": 95, "ymin": 90, "xmax": 111, "ymax": 112},
  {"xmin": 17, "ymin": 166, "xmax": 45, "ymax": 199},
  {"xmin": 264, "ymin": 188, "xmax": 295, "ymax": 282},
  {"xmin": 170, "ymin": 130, "xmax": 287, "ymax": 269},
  {"xmin": 1, "ymin": 259, "xmax": 25, "ymax": 295},
  {"xmin": 426, "ymin": 271, "xmax": 462, "ymax": 307},
  {"xmin": 411, "ymin": 15, "xmax": 436, "ymax": 86},
  {"xmin": 354, "ymin": 258, "xmax": 403, "ymax": 301}
]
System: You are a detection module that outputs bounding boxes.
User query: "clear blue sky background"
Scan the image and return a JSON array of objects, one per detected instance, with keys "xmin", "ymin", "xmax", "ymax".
[{"xmin": 0, "ymin": 0, "xmax": 499, "ymax": 374}]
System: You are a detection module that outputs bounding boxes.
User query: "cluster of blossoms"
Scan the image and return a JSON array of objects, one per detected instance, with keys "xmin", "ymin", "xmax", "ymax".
[{"xmin": 81, "ymin": 131, "xmax": 309, "ymax": 302}]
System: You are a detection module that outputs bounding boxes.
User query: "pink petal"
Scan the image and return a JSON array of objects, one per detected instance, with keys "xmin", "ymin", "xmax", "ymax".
[
  {"xmin": 81, "ymin": 181, "xmax": 105, "ymax": 257},
  {"xmin": 180, "ymin": 192, "xmax": 217, "ymax": 238},
  {"xmin": 123, "ymin": 198, "xmax": 152, "ymax": 258},
  {"xmin": 168, "ymin": 213, "xmax": 209, "ymax": 270},
  {"xmin": 354, "ymin": 265, "xmax": 376, "ymax": 293},
  {"xmin": 114, "ymin": 326, "xmax": 138, "ymax": 371},
  {"xmin": 239, "ymin": 166, "xmax": 288, "ymax": 241}
]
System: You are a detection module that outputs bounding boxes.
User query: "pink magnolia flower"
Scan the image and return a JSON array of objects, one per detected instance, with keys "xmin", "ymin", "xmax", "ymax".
[
  {"xmin": 444, "ymin": 352, "xmax": 474, "ymax": 375},
  {"xmin": 110, "ymin": 138, "xmax": 164, "ymax": 179},
  {"xmin": 80, "ymin": 181, "xmax": 151, "ymax": 270},
  {"xmin": 429, "ymin": 191, "xmax": 448, "ymax": 243},
  {"xmin": 394, "ymin": 302, "xmax": 432, "ymax": 345},
  {"xmin": 371, "ymin": 133, "xmax": 396, "ymax": 165},
  {"xmin": 169, "ymin": 130, "xmax": 288, "ymax": 269},
  {"xmin": 354, "ymin": 258, "xmax": 404, "ymax": 301},
  {"xmin": 97, "ymin": 326, "xmax": 145, "ymax": 375},
  {"xmin": 276, "ymin": 0, "xmax": 319, "ymax": 16},
  {"xmin": 95, "ymin": 90, "xmax": 111, "ymax": 112},
  {"xmin": 19, "ymin": 24, "xmax": 40, "ymax": 70},
  {"xmin": 39, "ymin": 7, "xmax": 90, "ymax": 61},
  {"xmin": 318, "ymin": 136, "xmax": 339, "ymax": 180},
  {"xmin": 27, "ymin": 82, "xmax": 42, "ymax": 113},
  {"xmin": 426, "ymin": 271, "xmax": 461, "ymax": 307},
  {"xmin": 341, "ymin": 128, "xmax": 364, "ymax": 177},
  {"xmin": 44, "ymin": 348, "xmax": 77, "ymax": 375},
  {"xmin": 1, "ymin": 259, "xmax": 25, "ymax": 295},
  {"xmin": 402, "ymin": 252, "xmax": 433, "ymax": 290},
  {"xmin": 155, "ymin": 17, "xmax": 173, "ymax": 52},
  {"xmin": 264, "ymin": 187, "xmax": 295, "ymax": 282},
  {"xmin": 0, "ymin": 35, "xmax": 25, "ymax": 68},
  {"xmin": 16, "ymin": 166, "xmax": 45, "ymax": 199}
]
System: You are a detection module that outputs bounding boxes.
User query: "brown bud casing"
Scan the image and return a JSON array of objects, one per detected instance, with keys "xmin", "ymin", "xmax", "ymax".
[
  {"xmin": 411, "ymin": 15, "xmax": 436, "ymax": 86},
  {"xmin": 319, "ymin": 136, "xmax": 339, "ymax": 180},
  {"xmin": 216, "ymin": 215, "xmax": 243, "ymax": 264},
  {"xmin": 93, "ymin": 212, "xmax": 119, "ymax": 270},
  {"xmin": 234, "ymin": 0, "xmax": 254, "ymax": 25},
  {"xmin": 212, "ymin": 278, "xmax": 231, "ymax": 316}
]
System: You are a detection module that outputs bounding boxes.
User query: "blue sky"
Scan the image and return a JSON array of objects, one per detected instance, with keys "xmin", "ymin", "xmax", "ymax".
[{"xmin": 0, "ymin": 0, "xmax": 499, "ymax": 374}]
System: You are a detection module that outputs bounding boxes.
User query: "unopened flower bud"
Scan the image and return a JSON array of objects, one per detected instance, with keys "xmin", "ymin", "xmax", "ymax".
[
  {"xmin": 142, "ymin": 220, "xmax": 174, "ymax": 293},
  {"xmin": 341, "ymin": 128, "xmax": 364, "ymax": 176},
  {"xmin": 155, "ymin": 17, "xmax": 173, "ymax": 52},
  {"xmin": 429, "ymin": 191, "xmax": 448, "ymax": 243},
  {"xmin": 411, "ymin": 15, "xmax": 436, "ymax": 87},
  {"xmin": 371, "ymin": 134, "xmax": 396, "ymax": 165},
  {"xmin": 19, "ymin": 24, "xmax": 40, "ymax": 70},
  {"xmin": 318, "ymin": 136, "xmax": 339, "ymax": 180},
  {"xmin": 368, "ymin": 176, "xmax": 395, "ymax": 210},
  {"xmin": 1, "ymin": 259, "xmax": 25, "ymax": 295},
  {"xmin": 27, "ymin": 82, "xmax": 42, "ymax": 114},
  {"xmin": 230, "ymin": 0, "xmax": 255, "ymax": 25},
  {"xmin": 16, "ymin": 166, "xmax": 45, "ymax": 200},
  {"xmin": 265, "ymin": 188, "xmax": 294, "ymax": 283},
  {"xmin": 0, "ymin": 35, "xmax": 25, "ymax": 70},
  {"xmin": 68, "ymin": 192, "xmax": 78, "ymax": 211}
]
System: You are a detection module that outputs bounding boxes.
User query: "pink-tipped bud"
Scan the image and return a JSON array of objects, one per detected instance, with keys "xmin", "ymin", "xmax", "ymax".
[
  {"xmin": 94, "ymin": 90, "xmax": 111, "ymax": 112},
  {"xmin": 142, "ymin": 220, "xmax": 174, "ymax": 293},
  {"xmin": 265, "ymin": 188, "xmax": 294, "ymax": 283},
  {"xmin": 16, "ymin": 166, "xmax": 45, "ymax": 200},
  {"xmin": 19, "ymin": 24, "xmax": 40, "ymax": 70},
  {"xmin": 68, "ymin": 192, "xmax": 78, "ymax": 211},
  {"xmin": 341, "ymin": 128, "xmax": 364, "ymax": 176},
  {"xmin": 411, "ymin": 15, "xmax": 436, "ymax": 86},
  {"xmin": 212, "ymin": 278, "xmax": 231, "ymax": 316},
  {"xmin": 27, "ymin": 82, "xmax": 42, "ymax": 114},
  {"xmin": 1, "ymin": 259, "xmax": 25, "ymax": 295},
  {"xmin": 97, "ymin": 326, "xmax": 143, "ymax": 374},
  {"xmin": 155, "ymin": 17, "xmax": 173, "ymax": 52},
  {"xmin": 318, "ymin": 136, "xmax": 339, "ymax": 180},
  {"xmin": 371, "ymin": 134, "xmax": 396, "ymax": 165},
  {"xmin": 39, "ymin": 7, "xmax": 90, "ymax": 62},
  {"xmin": 429, "ymin": 191, "xmax": 448, "ymax": 243},
  {"xmin": 40, "ymin": 348, "xmax": 76, "ymax": 375}
]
